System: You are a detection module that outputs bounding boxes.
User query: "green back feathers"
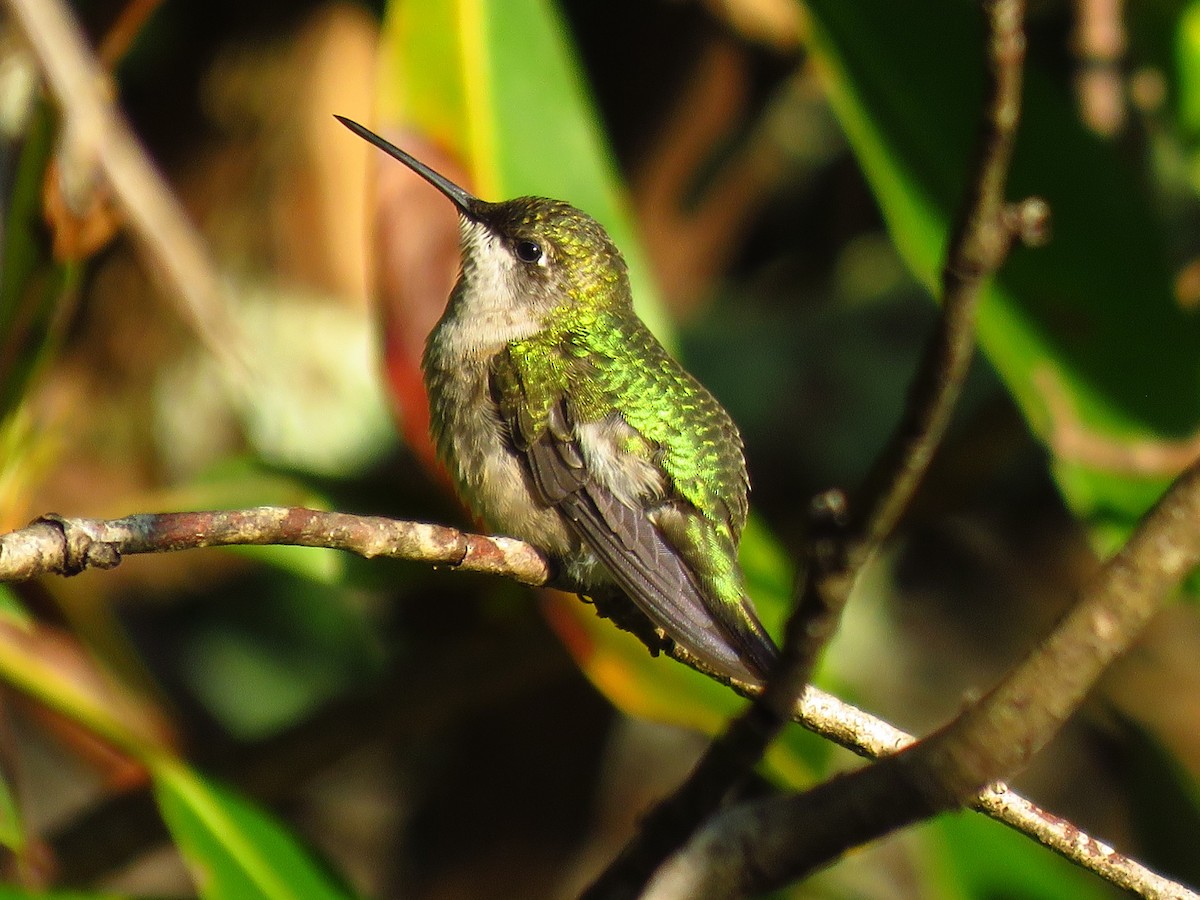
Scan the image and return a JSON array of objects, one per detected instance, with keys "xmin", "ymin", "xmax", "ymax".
[{"xmin": 501, "ymin": 311, "xmax": 749, "ymax": 541}]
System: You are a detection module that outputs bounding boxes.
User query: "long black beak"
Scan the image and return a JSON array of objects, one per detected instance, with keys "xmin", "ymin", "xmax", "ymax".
[{"xmin": 335, "ymin": 115, "xmax": 479, "ymax": 216}]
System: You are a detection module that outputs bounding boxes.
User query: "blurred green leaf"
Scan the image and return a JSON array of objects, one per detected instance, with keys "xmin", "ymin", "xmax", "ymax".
[
  {"xmin": 178, "ymin": 572, "xmax": 383, "ymax": 739},
  {"xmin": 0, "ymin": 104, "xmax": 75, "ymax": 521},
  {"xmin": 155, "ymin": 452, "xmax": 331, "ymax": 511},
  {"xmin": 160, "ymin": 464, "xmax": 384, "ymax": 741},
  {"xmin": 0, "ymin": 764, "xmax": 24, "ymax": 855},
  {"xmin": 1179, "ymin": 2, "xmax": 1200, "ymax": 137},
  {"xmin": 0, "ymin": 588, "xmax": 359, "ymax": 895},
  {"xmin": 0, "ymin": 586, "xmax": 32, "ymax": 632},
  {"xmin": 0, "ymin": 623, "xmax": 167, "ymax": 761},
  {"xmin": 153, "ymin": 760, "xmax": 355, "ymax": 900},
  {"xmin": 155, "ymin": 457, "xmax": 347, "ymax": 583},
  {"xmin": 804, "ymin": 0, "xmax": 1200, "ymax": 553},
  {"xmin": 0, "ymin": 102, "xmax": 75, "ymax": 424},
  {"xmin": 929, "ymin": 812, "xmax": 1118, "ymax": 899},
  {"xmin": 232, "ymin": 544, "xmax": 345, "ymax": 585}
]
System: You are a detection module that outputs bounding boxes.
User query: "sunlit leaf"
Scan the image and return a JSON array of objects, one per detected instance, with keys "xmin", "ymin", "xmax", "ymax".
[
  {"xmin": 0, "ymin": 621, "xmax": 169, "ymax": 759},
  {"xmin": 380, "ymin": 0, "xmax": 668, "ymax": 336},
  {"xmin": 1178, "ymin": 1, "xmax": 1200, "ymax": 138},
  {"xmin": 153, "ymin": 760, "xmax": 355, "ymax": 900}
]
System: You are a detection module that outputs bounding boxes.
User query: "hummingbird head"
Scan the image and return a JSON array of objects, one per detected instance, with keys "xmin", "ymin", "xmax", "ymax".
[{"xmin": 337, "ymin": 116, "xmax": 630, "ymax": 336}]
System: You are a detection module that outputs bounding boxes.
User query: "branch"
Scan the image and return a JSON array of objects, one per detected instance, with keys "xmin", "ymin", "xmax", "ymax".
[
  {"xmin": 1, "ymin": 506, "xmax": 1187, "ymax": 896},
  {"xmin": 651, "ymin": 454, "xmax": 1200, "ymax": 897},
  {"xmin": 851, "ymin": 0, "xmax": 1039, "ymax": 549},
  {"xmin": 2, "ymin": 0, "xmax": 249, "ymax": 375},
  {"xmin": 779, "ymin": 688, "xmax": 1196, "ymax": 899},
  {"xmin": 0, "ymin": 508, "xmax": 550, "ymax": 585},
  {"xmin": 582, "ymin": 1, "xmax": 1045, "ymax": 895}
]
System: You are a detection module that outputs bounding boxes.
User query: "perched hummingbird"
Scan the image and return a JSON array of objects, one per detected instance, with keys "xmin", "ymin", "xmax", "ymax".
[{"xmin": 338, "ymin": 116, "xmax": 777, "ymax": 684}]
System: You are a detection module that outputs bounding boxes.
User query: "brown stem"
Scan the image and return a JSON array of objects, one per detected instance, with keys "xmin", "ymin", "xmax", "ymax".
[
  {"xmin": 98, "ymin": 0, "xmax": 164, "ymax": 68},
  {"xmin": 0, "ymin": 508, "xmax": 551, "ymax": 585}
]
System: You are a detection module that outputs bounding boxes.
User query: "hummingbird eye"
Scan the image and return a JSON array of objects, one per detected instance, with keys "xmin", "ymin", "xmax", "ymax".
[{"xmin": 515, "ymin": 240, "xmax": 543, "ymax": 264}]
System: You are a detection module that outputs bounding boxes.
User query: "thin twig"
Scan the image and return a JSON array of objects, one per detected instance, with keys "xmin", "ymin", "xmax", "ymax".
[
  {"xmin": 851, "ymin": 0, "xmax": 1029, "ymax": 548},
  {"xmin": 0, "ymin": 506, "xmax": 1186, "ymax": 896},
  {"xmin": 2, "ymin": 0, "xmax": 249, "ymax": 376},
  {"xmin": 650, "ymin": 453, "xmax": 1200, "ymax": 898},
  {"xmin": 98, "ymin": 0, "xmax": 164, "ymax": 68},
  {"xmin": 581, "ymin": 2, "xmax": 1037, "ymax": 896}
]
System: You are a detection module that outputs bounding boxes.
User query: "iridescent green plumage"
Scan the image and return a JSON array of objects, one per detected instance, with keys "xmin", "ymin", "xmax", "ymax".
[{"xmin": 337, "ymin": 116, "xmax": 776, "ymax": 682}]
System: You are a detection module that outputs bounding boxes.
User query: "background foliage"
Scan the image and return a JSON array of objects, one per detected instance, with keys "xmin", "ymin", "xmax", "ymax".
[{"xmin": 0, "ymin": 0, "xmax": 1198, "ymax": 896}]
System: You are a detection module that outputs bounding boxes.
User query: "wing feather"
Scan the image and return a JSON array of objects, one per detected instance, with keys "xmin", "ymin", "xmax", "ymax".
[{"xmin": 495, "ymin": 351, "xmax": 773, "ymax": 681}]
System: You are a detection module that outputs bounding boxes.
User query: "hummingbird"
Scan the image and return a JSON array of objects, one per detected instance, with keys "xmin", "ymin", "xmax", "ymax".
[{"xmin": 338, "ymin": 116, "xmax": 778, "ymax": 684}]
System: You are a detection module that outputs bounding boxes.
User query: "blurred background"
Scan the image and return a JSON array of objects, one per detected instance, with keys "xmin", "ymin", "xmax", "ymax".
[{"xmin": 1, "ymin": 0, "xmax": 1200, "ymax": 896}]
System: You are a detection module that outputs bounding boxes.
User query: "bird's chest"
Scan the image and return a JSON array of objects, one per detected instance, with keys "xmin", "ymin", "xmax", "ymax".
[{"xmin": 423, "ymin": 351, "xmax": 577, "ymax": 558}]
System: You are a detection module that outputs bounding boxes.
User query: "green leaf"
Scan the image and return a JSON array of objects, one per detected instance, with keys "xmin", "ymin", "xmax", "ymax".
[
  {"xmin": 0, "ymin": 622, "xmax": 166, "ymax": 760},
  {"xmin": 157, "ymin": 457, "xmax": 347, "ymax": 583},
  {"xmin": 0, "ymin": 102, "xmax": 76, "ymax": 424},
  {"xmin": 0, "ymin": 763, "xmax": 24, "ymax": 855},
  {"xmin": 0, "ymin": 586, "xmax": 32, "ymax": 632},
  {"xmin": 1178, "ymin": 1, "xmax": 1200, "ymax": 137},
  {"xmin": 178, "ymin": 572, "xmax": 383, "ymax": 739},
  {"xmin": 803, "ymin": 0, "xmax": 1200, "ymax": 551},
  {"xmin": 148, "ymin": 456, "xmax": 373, "ymax": 582},
  {"xmin": 153, "ymin": 759, "xmax": 355, "ymax": 900}
]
